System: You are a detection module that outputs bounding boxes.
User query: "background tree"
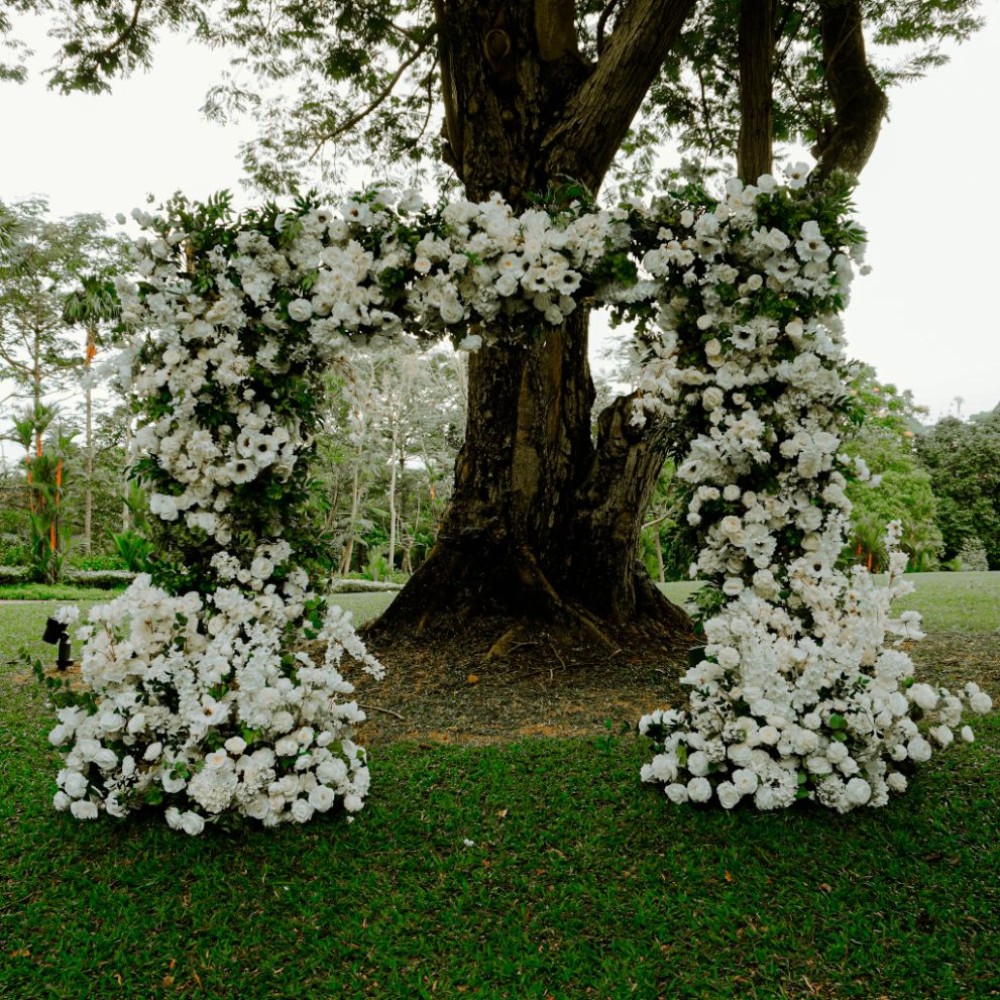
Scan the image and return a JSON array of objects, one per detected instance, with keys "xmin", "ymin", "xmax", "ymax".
[
  {"xmin": 841, "ymin": 366, "xmax": 942, "ymax": 572},
  {"xmin": 0, "ymin": 198, "xmax": 120, "ymax": 430},
  {"xmin": 62, "ymin": 273, "xmax": 123, "ymax": 554},
  {"xmin": 5, "ymin": 1, "xmax": 984, "ymax": 660},
  {"xmin": 916, "ymin": 405, "xmax": 1000, "ymax": 570},
  {"xmin": 320, "ymin": 347, "xmax": 464, "ymax": 577}
]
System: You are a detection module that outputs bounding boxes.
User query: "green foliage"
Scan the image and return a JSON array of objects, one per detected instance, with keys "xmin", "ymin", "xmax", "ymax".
[
  {"xmin": 110, "ymin": 530, "xmax": 153, "ymax": 573},
  {"xmin": 841, "ymin": 367, "xmax": 941, "ymax": 571},
  {"xmin": 1, "ymin": 3, "xmax": 982, "ymax": 194},
  {"xmin": 916, "ymin": 406, "xmax": 1000, "ymax": 569}
]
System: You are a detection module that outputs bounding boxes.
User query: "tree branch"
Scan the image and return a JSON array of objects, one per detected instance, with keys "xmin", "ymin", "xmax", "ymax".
[
  {"xmin": 85, "ymin": 0, "xmax": 145, "ymax": 62},
  {"xmin": 596, "ymin": 0, "xmax": 621, "ymax": 56},
  {"xmin": 307, "ymin": 30, "xmax": 436, "ymax": 160},
  {"xmin": 813, "ymin": 0, "xmax": 889, "ymax": 178},
  {"xmin": 433, "ymin": 0, "xmax": 462, "ymax": 176},
  {"xmin": 539, "ymin": 0, "xmax": 697, "ymax": 191}
]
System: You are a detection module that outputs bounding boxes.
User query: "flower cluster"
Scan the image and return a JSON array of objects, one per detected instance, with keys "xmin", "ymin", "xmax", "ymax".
[
  {"xmin": 51, "ymin": 577, "xmax": 382, "ymax": 829},
  {"xmin": 633, "ymin": 169, "xmax": 992, "ymax": 811}
]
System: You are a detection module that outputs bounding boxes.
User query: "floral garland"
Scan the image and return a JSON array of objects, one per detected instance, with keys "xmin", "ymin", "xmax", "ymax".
[{"xmin": 47, "ymin": 169, "xmax": 991, "ymax": 832}]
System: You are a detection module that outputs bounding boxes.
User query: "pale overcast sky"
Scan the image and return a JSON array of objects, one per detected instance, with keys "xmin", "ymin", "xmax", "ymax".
[{"xmin": 3, "ymin": 5, "xmax": 999, "ymax": 422}]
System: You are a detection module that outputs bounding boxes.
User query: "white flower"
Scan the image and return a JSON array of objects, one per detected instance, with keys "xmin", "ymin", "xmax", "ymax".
[
  {"xmin": 909, "ymin": 684, "xmax": 938, "ymax": 711},
  {"xmin": 716, "ymin": 781, "xmax": 742, "ymax": 810},
  {"xmin": 287, "ymin": 298, "xmax": 314, "ymax": 322},
  {"xmin": 960, "ymin": 726, "xmax": 975, "ymax": 743},
  {"xmin": 784, "ymin": 162, "xmax": 810, "ymax": 189},
  {"xmin": 929, "ymin": 725, "xmax": 953, "ymax": 747},
  {"xmin": 180, "ymin": 811, "xmax": 206, "ymax": 835},
  {"xmin": 53, "ymin": 605, "xmax": 80, "ymax": 626},
  {"xmin": 687, "ymin": 777, "xmax": 712, "ymax": 803},
  {"xmin": 291, "ymin": 798, "xmax": 314, "ymax": 823},
  {"xmin": 969, "ymin": 691, "xmax": 993, "ymax": 714},
  {"xmin": 70, "ymin": 800, "xmax": 99, "ymax": 820},
  {"xmin": 844, "ymin": 778, "xmax": 872, "ymax": 806},
  {"xmin": 308, "ymin": 785, "xmax": 337, "ymax": 812},
  {"xmin": 664, "ymin": 783, "xmax": 689, "ymax": 804},
  {"xmin": 687, "ymin": 750, "xmax": 711, "ymax": 777},
  {"xmin": 61, "ymin": 770, "xmax": 89, "ymax": 799}
]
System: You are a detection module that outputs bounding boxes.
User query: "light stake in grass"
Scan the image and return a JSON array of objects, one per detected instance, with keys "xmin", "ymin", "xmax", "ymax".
[{"xmin": 41, "ymin": 616, "xmax": 72, "ymax": 671}]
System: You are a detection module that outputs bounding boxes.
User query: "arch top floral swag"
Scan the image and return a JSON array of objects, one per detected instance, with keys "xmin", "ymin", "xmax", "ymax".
[{"xmin": 47, "ymin": 166, "xmax": 991, "ymax": 833}]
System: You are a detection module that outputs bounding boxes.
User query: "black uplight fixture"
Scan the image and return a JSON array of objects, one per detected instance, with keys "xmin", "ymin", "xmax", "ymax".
[{"xmin": 42, "ymin": 617, "xmax": 73, "ymax": 671}]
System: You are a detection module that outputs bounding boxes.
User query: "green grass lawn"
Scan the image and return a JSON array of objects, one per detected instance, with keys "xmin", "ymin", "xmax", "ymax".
[{"xmin": 1, "ymin": 579, "xmax": 998, "ymax": 999}]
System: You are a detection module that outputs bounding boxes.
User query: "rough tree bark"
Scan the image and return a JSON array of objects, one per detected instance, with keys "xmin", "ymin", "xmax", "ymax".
[
  {"xmin": 370, "ymin": 0, "xmax": 696, "ymax": 655},
  {"xmin": 370, "ymin": 0, "xmax": 888, "ymax": 662}
]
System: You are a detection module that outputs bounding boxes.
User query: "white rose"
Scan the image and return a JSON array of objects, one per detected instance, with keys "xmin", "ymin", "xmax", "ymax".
[
  {"xmin": 244, "ymin": 796, "xmax": 270, "ymax": 820},
  {"xmin": 716, "ymin": 781, "xmax": 742, "ymax": 810},
  {"xmin": 62, "ymin": 769, "xmax": 89, "ymax": 799},
  {"xmin": 909, "ymin": 683, "xmax": 938, "ymax": 711},
  {"xmin": 291, "ymin": 798, "xmax": 314, "ymax": 823},
  {"xmin": 70, "ymin": 799, "xmax": 99, "ymax": 820},
  {"xmin": 308, "ymin": 785, "xmax": 337, "ymax": 812},
  {"xmin": 886, "ymin": 772, "xmax": 908, "ymax": 793},
  {"xmin": 687, "ymin": 750, "xmax": 710, "ymax": 777},
  {"xmin": 316, "ymin": 759, "xmax": 348, "ymax": 785},
  {"xmin": 686, "ymin": 777, "xmax": 712, "ymax": 803},
  {"xmin": 845, "ymin": 778, "xmax": 872, "ymax": 806},
  {"xmin": 702, "ymin": 386, "xmax": 724, "ymax": 411},
  {"xmin": 929, "ymin": 725, "xmax": 953, "ymax": 747},
  {"xmin": 970, "ymin": 691, "xmax": 993, "ymax": 714},
  {"xmin": 806, "ymin": 755, "xmax": 832, "ymax": 775},
  {"xmin": 180, "ymin": 811, "xmax": 205, "ymax": 835},
  {"xmin": 664, "ymin": 783, "xmax": 689, "ymax": 804}
]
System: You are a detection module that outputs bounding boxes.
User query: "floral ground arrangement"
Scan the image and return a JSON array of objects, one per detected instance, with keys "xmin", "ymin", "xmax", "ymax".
[
  {"xmin": 3, "ymin": 589, "xmax": 999, "ymax": 999},
  {"xmin": 38, "ymin": 169, "xmax": 992, "ymax": 833}
]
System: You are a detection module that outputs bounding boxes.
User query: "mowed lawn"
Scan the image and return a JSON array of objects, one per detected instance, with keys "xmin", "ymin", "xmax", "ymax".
[{"xmin": 1, "ymin": 575, "xmax": 998, "ymax": 999}]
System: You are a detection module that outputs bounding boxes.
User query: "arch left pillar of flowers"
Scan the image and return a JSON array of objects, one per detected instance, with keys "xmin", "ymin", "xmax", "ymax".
[{"xmin": 49, "ymin": 195, "xmax": 384, "ymax": 833}]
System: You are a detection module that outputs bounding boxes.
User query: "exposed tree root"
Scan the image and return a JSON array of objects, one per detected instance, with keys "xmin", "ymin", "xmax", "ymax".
[{"xmin": 363, "ymin": 538, "xmax": 693, "ymax": 679}]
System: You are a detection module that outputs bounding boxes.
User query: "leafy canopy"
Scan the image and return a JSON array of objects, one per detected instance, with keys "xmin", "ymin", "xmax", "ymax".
[{"xmin": 1, "ymin": 1, "xmax": 983, "ymax": 193}]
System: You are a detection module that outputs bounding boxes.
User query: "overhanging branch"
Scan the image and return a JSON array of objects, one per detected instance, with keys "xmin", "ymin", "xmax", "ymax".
[
  {"xmin": 307, "ymin": 30, "xmax": 436, "ymax": 160},
  {"xmin": 539, "ymin": 0, "xmax": 697, "ymax": 191},
  {"xmin": 813, "ymin": 0, "xmax": 889, "ymax": 178}
]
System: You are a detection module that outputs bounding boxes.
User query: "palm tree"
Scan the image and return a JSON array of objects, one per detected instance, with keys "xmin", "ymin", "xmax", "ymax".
[{"xmin": 62, "ymin": 274, "xmax": 120, "ymax": 553}]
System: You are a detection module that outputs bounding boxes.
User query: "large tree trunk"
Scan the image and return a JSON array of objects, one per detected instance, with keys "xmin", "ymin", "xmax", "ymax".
[{"xmin": 369, "ymin": 0, "xmax": 696, "ymax": 658}]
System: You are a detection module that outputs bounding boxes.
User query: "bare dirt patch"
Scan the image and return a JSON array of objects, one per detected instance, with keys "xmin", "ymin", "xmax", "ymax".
[{"xmin": 350, "ymin": 624, "xmax": 1000, "ymax": 748}]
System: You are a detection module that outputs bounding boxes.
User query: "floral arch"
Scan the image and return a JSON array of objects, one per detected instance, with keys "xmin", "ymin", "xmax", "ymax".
[{"xmin": 47, "ymin": 169, "xmax": 991, "ymax": 832}]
